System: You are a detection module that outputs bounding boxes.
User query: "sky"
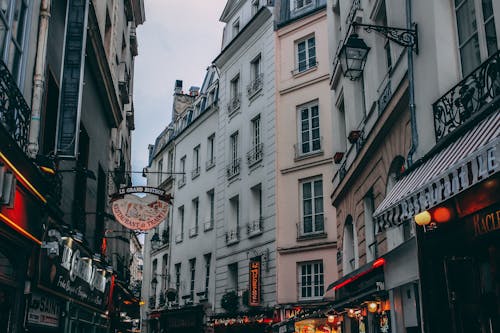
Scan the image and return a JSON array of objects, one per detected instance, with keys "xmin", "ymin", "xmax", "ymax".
[{"xmin": 131, "ymin": 0, "xmax": 227, "ymax": 186}]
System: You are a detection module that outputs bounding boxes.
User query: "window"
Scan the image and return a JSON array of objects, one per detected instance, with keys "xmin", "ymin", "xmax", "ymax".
[
  {"xmin": 208, "ymin": 189, "xmax": 215, "ymax": 225},
  {"xmin": 228, "ymin": 262, "xmax": 238, "ymax": 291},
  {"xmin": 152, "ymin": 259, "xmax": 158, "ymax": 294},
  {"xmin": 337, "ymin": 95, "xmax": 347, "ymax": 151},
  {"xmin": 299, "ymin": 261, "xmax": 324, "ymax": 300},
  {"xmin": 230, "ymin": 195, "xmax": 240, "ymax": 229},
  {"xmin": 204, "ymin": 254, "xmax": 211, "ymax": 296},
  {"xmin": 179, "ymin": 156, "xmax": 186, "ymax": 187},
  {"xmin": 364, "ymin": 190, "xmax": 377, "ymax": 262},
  {"xmin": 177, "ymin": 206, "xmax": 184, "ymax": 242},
  {"xmin": 193, "ymin": 197, "xmax": 199, "ymax": 234},
  {"xmin": 250, "ymin": 184, "xmax": 263, "ymax": 234},
  {"xmin": 301, "ymin": 177, "xmax": 324, "ymax": 235},
  {"xmin": 232, "ymin": 19, "xmax": 240, "ymax": 37},
  {"xmin": 251, "ymin": 54, "xmax": 261, "ymax": 82},
  {"xmin": 298, "ymin": 102, "xmax": 321, "ymax": 155},
  {"xmin": 192, "ymin": 145, "xmax": 200, "ymax": 178},
  {"xmin": 292, "ymin": 0, "xmax": 313, "ymax": 12},
  {"xmin": 0, "ymin": 0, "xmax": 30, "ymax": 83},
  {"xmin": 175, "ymin": 263, "xmax": 181, "ymax": 302},
  {"xmin": 230, "ymin": 132, "xmax": 239, "ymax": 163},
  {"xmin": 454, "ymin": 0, "xmax": 498, "ymax": 75},
  {"xmin": 252, "ymin": 115, "xmax": 261, "ymax": 148},
  {"xmin": 162, "ymin": 254, "xmax": 168, "ymax": 291},
  {"xmin": 296, "ymin": 35, "xmax": 316, "ymax": 72},
  {"xmin": 189, "ymin": 258, "xmax": 196, "ymax": 300},
  {"xmin": 230, "ymin": 74, "xmax": 240, "ymax": 100},
  {"xmin": 207, "ymin": 134, "xmax": 215, "ymax": 168},
  {"xmin": 251, "ymin": 0, "xmax": 259, "ymax": 15},
  {"xmin": 167, "ymin": 149, "xmax": 174, "ymax": 173},
  {"xmin": 343, "ymin": 216, "xmax": 358, "ymax": 274},
  {"xmin": 157, "ymin": 159, "xmax": 163, "ymax": 184}
]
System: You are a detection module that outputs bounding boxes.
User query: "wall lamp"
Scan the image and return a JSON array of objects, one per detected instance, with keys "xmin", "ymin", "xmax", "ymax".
[
  {"xmin": 150, "ymin": 273, "xmax": 168, "ymax": 289},
  {"xmin": 339, "ymin": 22, "xmax": 418, "ymax": 80}
]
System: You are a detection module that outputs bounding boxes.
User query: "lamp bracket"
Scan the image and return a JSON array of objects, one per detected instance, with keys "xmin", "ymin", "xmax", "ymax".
[{"xmin": 353, "ymin": 22, "xmax": 418, "ymax": 54}]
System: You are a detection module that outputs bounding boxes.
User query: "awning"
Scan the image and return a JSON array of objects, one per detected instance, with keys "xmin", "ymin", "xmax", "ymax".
[{"xmin": 374, "ymin": 112, "xmax": 500, "ymax": 233}]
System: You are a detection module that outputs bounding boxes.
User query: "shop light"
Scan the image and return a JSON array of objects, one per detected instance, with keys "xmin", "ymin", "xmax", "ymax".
[
  {"xmin": 433, "ymin": 207, "xmax": 451, "ymax": 223},
  {"xmin": 414, "ymin": 210, "xmax": 431, "ymax": 226},
  {"xmin": 0, "ymin": 151, "xmax": 47, "ymax": 204},
  {"xmin": 327, "ymin": 314, "xmax": 335, "ymax": 324},
  {"xmin": 372, "ymin": 258, "xmax": 385, "ymax": 268},
  {"xmin": 0, "ymin": 212, "xmax": 42, "ymax": 245},
  {"xmin": 367, "ymin": 302, "xmax": 378, "ymax": 313}
]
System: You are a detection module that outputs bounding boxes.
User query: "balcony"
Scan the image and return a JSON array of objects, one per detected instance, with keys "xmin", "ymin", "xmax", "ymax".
[
  {"xmin": 247, "ymin": 218, "xmax": 263, "ymax": 237},
  {"xmin": 175, "ymin": 233, "xmax": 183, "ymax": 243},
  {"xmin": 189, "ymin": 225, "xmax": 198, "ymax": 238},
  {"xmin": 204, "ymin": 218, "xmax": 214, "ymax": 231},
  {"xmin": 247, "ymin": 74, "xmax": 263, "ymax": 99},
  {"xmin": 226, "ymin": 158, "xmax": 241, "ymax": 180},
  {"xmin": 433, "ymin": 50, "xmax": 500, "ymax": 142},
  {"xmin": 247, "ymin": 143, "xmax": 263, "ymax": 167},
  {"xmin": 206, "ymin": 157, "xmax": 216, "ymax": 170},
  {"xmin": 191, "ymin": 166, "xmax": 200, "ymax": 179},
  {"xmin": 177, "ymin": 174, "xmax": 186, "ymax": 188},
  {"xmin": 227, "ymin": 94, "xmax": 241, "ymax": 117},
  {"xmin": 0, "ymin": 60, "xmax": 31, "ymax": 153},
  {"xmin": 296, "ymin": 217, "xmax": 327, "ymax": 240},
  {"xmin": 225, "ymin": 228, "xmax": 239, "ymax": 245},
  {"xmin": 294, "ymin": 137, "xmax": 323, "ymax": 160}
]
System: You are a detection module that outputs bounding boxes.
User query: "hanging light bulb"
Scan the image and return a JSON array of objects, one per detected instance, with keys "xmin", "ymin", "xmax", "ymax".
[{"xmin": 367, "ymin": 302, "xmax": 378, "ymax": 313}]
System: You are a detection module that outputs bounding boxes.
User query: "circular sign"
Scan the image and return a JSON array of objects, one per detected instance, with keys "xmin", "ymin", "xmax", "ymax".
[{"xmin": 111, "ymin": 187, "xmax": 171, "ymax": 231}]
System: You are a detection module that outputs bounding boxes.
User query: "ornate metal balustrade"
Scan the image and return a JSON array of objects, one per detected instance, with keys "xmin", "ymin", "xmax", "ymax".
[
  {"xmin": 227, "ymin": 94, "xmax": 241, "ymax": 117},
  {"xmin": 226, "ymin": 158, "xmax": 241, "ymax": 179},
  {"xmin": 225, "ymin": 228, "xmax": 239, "ymax": 244},
  {"xmin": 247, "ymin": 218, "xmax": 263, "ymax": 236},
  {"xmin": 0, "ymin": 60, "xmax": 31, "ymax": 153},
  {"xmin": 433, "ymin": 51, "xmax": 500, "ymax": 142},
  {"xmin": 247, "ymin": 143, "xmax": 263, "ymax": 166},
  {"xmin": 247, "ymin": 74, "xmax": 263, "ymax": 98}
]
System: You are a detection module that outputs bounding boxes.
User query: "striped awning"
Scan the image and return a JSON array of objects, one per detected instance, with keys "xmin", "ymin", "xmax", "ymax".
[{"xmin": 373, "ymin": 112, "xmax": 500, "ymax": 233}]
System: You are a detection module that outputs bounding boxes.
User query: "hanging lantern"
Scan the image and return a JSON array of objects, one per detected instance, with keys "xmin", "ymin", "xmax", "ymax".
[
  {"xmin": 338, "ymin": 34, "xmax": 370, "ymax": 80},
  {"xmin": 414, "ymin": 210, "xmax": 431, "ymax": 226},
  {"xmin": 367, "ymin": 302, "xmax": 378, "ymax": 313}
]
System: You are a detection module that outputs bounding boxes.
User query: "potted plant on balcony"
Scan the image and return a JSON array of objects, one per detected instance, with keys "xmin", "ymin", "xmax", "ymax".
[{"xmin": 221, "ymin": 290, "xmax": 239, "ymax": 312}]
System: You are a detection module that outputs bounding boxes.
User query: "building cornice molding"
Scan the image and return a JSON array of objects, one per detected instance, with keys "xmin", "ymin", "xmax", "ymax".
[{"xmin": 277, "ymin": 241, "xmax": 337, "ymax": 254}]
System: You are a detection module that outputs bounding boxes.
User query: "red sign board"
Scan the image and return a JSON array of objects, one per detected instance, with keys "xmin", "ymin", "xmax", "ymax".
[{"xmin": 249, "ymin": 259, "xmax": 261, "ymax": 306}]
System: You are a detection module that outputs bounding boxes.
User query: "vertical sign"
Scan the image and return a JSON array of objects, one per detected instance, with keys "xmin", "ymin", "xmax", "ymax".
[
  {"xmin": 55, "ymin": 0, "xmax": 90, "ymax": 157},
  {"xmin": 249, "ymin": 259, "xmax": 261, "ymax": 306}
]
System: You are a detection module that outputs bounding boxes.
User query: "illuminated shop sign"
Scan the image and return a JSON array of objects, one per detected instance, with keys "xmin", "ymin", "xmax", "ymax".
[
  {"xmin": 26, "ymin": 293, "xmax": 60, "ymax": 328},
  {"xmin": 467, "ymin": 204, "xmax": 500, "ymax": 237},
  {"xmin": 249, "ymin": 259, "xmax": 261, "ymax": 306},
  {"xmin": 110, "ymin": 186, "xmax": 172, "ymax": 231},
  {"xmin": 39, "ymin": 226, "xmax": 111, "ymax": 311}
]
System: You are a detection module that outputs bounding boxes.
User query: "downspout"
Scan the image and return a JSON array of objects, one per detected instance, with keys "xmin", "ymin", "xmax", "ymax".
[
  {"xmin": 406, "ymin": 0, "xmax": 418, "ymax": 166},
  {"xmin": 28, "ymin": 0, "xmax": 51, "ymax": 158}
]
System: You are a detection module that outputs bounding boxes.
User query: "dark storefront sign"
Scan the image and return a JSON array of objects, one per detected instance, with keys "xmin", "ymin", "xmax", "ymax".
[
  {"xmin": 161, "ymin": 305, "xmax": 204, "ymax": 332},
  {"xmin": 38, "ymin": 225, "xmax": 111, "ymax": 312},
  {"xmin": 249, "ymin": 258, "xmax": 261, "ymax": 306},
  {"xmin": 26, "ymin": 292, "xmax": 61, "ymax": 329},
  {"xmin": 467, "ymin": 203, "xmax": 500, "ymax": 238}
]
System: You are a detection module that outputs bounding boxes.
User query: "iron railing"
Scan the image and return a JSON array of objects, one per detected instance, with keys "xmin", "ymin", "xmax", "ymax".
[
  {"xmin": 247, "ymin": 218, "xmax": 263, "ymax": 236},
  {"xmin": 206, "ymin": 157, "xmax": 216, "ymax": 170},
  {"xmin": 203, "ymin": 218, "xmax": 214, "ymax": 231},
  {"xmin": 225, "ymin": 228, "xmax": 239, "ymax": 244},
  {"xmin": 432, "ymin": 50, "xmax": 500, "ymax": 142},
  {"xmin": 227, "ymin": 94, "xmax": 241, "ymax": 116},
  {"xmin": 191, "ymin": 166, "xmax": 200, "ymax": 179},
  {"xmin": 226, "ymin": 158, "xmax": 241, "ymax": 179},
  {"xmin": 247, "ymin": 143, "xmax": 263, "ymax": 166},
  {"xmin": 0, "ymin": 60, "xmax": 31, "ymax": 153},
  {"xmin": 247, "ymin": 74, "xmax": 263, "ymax": 98}
]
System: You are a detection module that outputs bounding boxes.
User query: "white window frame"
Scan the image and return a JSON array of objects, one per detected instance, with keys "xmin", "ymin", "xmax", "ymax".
[
  {"xmin": 193, "ymin": 145, "xmax": 200, "ymax": 173},
  {"xmin": 295, "ymin": 34, "xmax": 317, "ymax": 73},
  {"xmin": 230, "ymin": 131, "xmax": 239, "ymax": 163},
  {"xmin": 230, "ymin": 74, "xmax": 240, "ymax": 100},
  {"xmin": 291, "ymin": 0, "xmax": 313, "ymax": 12},
  {"xmin": 454, "ymin": 0, "xmax": 498, "ymax": 75},
  {"xmin": 193, "ymin": 197, "xmax": 199, "ymax": 231},
  {"xmin": 189, "ymin": 258, "xmax": 196, "ymax": 300},
  {"xmin": 300, "ymin": 177, "xmax": 324, "ymax": 235},
  {"xmin": 207, "ymin": 134, "xmax": 215, "ymax": 166},
  {"xmin": 250, "ymin": 54, "xmax": 261, "ymax": 82},
  {"xmin": 298, "ymin": 261, "xmax": 324, "ymax": 300},
  {"xmin": 297, "ymin": 101, "xmax": 321, "ymax": 155},
  {"xmin": 167, "ymin": 149, "xmax": 174, "ymax": 173},
  {"xmin": 157, "ymin": 159, "xmax": 163, "ymax": 184},
  {"xmin": 251, "ymin": 115, "xmax": 261, "ymax": 148}
]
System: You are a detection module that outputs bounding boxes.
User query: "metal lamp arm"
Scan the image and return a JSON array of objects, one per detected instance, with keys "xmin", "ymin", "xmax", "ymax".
[{"xmin": 353, "ymin": 22, "xmax": 418, "ymax": 54}]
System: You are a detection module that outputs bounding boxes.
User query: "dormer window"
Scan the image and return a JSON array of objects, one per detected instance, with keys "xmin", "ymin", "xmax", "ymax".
[
  {"xmin": 251, "ymin": 0, "xmax": 259, "ymax": 15},
  {"xmin": 232, "ymin": 19, "xmax": 240, "ymax": 37}
]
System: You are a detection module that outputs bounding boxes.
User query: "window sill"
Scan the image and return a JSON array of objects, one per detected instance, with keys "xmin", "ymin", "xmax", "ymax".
[
  {"xmin": 294, "ymin": 149, "xmax": 323, "ymax": 162},
  {"xmin": 297, "ymin": 232, "xmax": 327, "ymax": 241},
  {"xmin": 292, "ymin": 64, "xmax": 318, "ymax": 78}
]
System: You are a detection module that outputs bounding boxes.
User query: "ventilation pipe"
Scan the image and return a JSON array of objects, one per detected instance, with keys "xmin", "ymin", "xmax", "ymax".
[{"xmin": 28, "ymin": 0, "xmax": 51, "ymax": 158}]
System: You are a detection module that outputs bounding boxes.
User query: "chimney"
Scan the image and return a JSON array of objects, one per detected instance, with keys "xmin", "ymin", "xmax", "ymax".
[
  {"xmin": 174, "ymin": 80, "xmax": 183, "ymax": 94},
  {"xmin": 189, "ymin": 86, "xmax": 200, "ymax": 97}
]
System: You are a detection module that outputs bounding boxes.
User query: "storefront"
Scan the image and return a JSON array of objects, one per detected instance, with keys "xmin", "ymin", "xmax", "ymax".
[
  {"xmin": 373, "ymin": 111, "xmax": 499, "ymax": 332},
  {"xmin": 35, "ymin": 222, "xmax": 113, "ymax": 333},
  {"xmin": 210, "ymin": 309, "xmax": 275, "ymax": 333}
]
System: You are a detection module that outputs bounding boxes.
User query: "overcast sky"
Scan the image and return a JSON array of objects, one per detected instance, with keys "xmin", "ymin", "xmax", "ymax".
[{"xmin": 131, "ymin": 0, "xmax": 227, "ymax": 186}]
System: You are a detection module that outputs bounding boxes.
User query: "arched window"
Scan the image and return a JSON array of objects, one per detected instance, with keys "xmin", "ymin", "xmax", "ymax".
[{"xmin": 342, "ymin": 216, "xmax": 358, "ymax": 274}]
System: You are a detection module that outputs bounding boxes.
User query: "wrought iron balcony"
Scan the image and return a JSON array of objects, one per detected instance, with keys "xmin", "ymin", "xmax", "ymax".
[
  {"xmin": 227, "ymin": 94, "xmax": 241, "ymax": 117},
  {"xmin": 189, "ymin": 225, "xmax": 198, "ymax": 238},
  {"xmin": 247, "ymin": 74, "xmax": 263, "ymax": 98},
  {"xmin": 175, "ymin": 233, "xmax": 183, "ymax": 243},
  {"xmin": 225, "ymin": 228, "xmax": 239, "ymax": 245},
  {"xmin": 433, "ymin": 50, "xmax": 500, "ymax": 142},
  {"xmin": 177, "ymin": 174, "xmax": 186, "ymax": 188},
  {"xmin": 191, "ymin": 166, "xmax": 200, "ymax": 179},
  {"xmin": 204, "ymin": 218, "xmax": 214, "ymax": 231},
  {"xmin": 206, "ymin": 157, "xmax": 216, "ymax": 170},
  {"xmin": 0, "ymin": 60, "xmax": 31, "ymax": 153},
  {"xmin": 247, "ymin": 143, "xmax": 263, "ymax": 166},
  {"xmin": 226, "ymin": 158, "xmax": 241, "ymax": 179},
  {"xmin": 247, "ymin": 218, "xmax": 263, "ymax": 237}
]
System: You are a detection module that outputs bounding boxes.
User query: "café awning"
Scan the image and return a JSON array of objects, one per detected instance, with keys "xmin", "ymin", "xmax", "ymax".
[{"xmin": 373, "ymin": 112, "xmax": 500, "ymax": 233}]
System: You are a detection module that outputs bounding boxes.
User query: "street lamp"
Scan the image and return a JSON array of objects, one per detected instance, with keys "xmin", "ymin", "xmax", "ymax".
[
  {"xmin": 151, "ymin": 276, "xmax": 158, "ymax": 290},
  {"xmin": 338, "ymin": 34, "xmax": 370, "ymax": 80},
  {"xmin": 150, "ymin": 232, "xmax": 161, "ymax": 249}
]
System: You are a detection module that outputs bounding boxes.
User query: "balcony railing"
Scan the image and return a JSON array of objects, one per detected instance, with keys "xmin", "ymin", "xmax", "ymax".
[
  {"xmin": 175, "ymin": 233, "xmax": 183, "ymax": 243},
  {"xmin": 177, "ymin": 174, "xmax": 186, "ymax": 188},
  {"xmin": 204, "ymin": 218, "xmax": 214, "ymax": 231},
  {"xmin": 247, "ymin": 218, "xmax": 263, "ymax": 237},
  {"xmin": 226, "ymin": 158, "xmax": 241, "ymax": 179},
  {"xmin": 247, "ymin": 143, "xmax": 263, "ymax": 166},
  {"xmin": 206, "ymin": 157, "xmax": 216, "ymax": 170},
  {"xmin": 0, "ymin": 60, "xmax": 31, "ymax": 152},
  {"xmin": 189, "ymin": 225, "xmax": 198, "ymax": 238},
  {"xmin": 191, "ymin": 166, "xmax": 200, "ymax": 179},
  {"xmin": 227, "ymin": 94, "xmax": 241, "ymax": 117},
  {"xmin": 433, "ymin": 50, "xmax": 500, "ymax": 142},
  {"xmin": 225, "ymin": 228, "xmax": 239, "ymax": 245},
  {"xmin": 247, "ymin": 74, "xmax": 263, "ymax": 98}
]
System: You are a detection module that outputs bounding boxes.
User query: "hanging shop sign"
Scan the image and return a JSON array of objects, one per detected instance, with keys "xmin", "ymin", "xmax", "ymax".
[
  {"xmin": 249, "ymin": 258, "xmax": 261, "ymax": 306},
  {"xmin": 38, "ymin": 225, "xmax": 111, "ymax": 311},
  {"xmin": 376, "ymin": 141, "xmax": 499, "ymax": 233},
  {"xmin": 26, "ymin": 292, "xmax": 61, "ymax": 328},
  {"xmin": 110, "ymin": 186, "xmax": 172, "ymax": 231}
]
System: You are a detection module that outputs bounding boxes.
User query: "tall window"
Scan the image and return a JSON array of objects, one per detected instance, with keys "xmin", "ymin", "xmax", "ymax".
[
  {"xmin": 157, "ymin": 159, "xmax": 163, "ymax": 184},
  {"xmin": 343, "ymin": 216, "xmax": 357, "ymax": 274},
  {"xmin": 208, "ymin": 189, "xmax": 215, "ymax": 224},
  {"xmin": 152, "ymin": 259, "xmax": 158, "ymax": 295},
  {"xmin": 204, "ymin": 253, "xmax": 211, "ymax": 295},
  {"xmin": 252, "ymin": 115, "xmax": 261, "ymax": 148},
  {"xmin": 251, "ymin": 54, "xmax": 261, "ymax": 82},
  {"xmin": 175, "ymin": 263, "xmax": 181, "ymax": 302},
  {"xmin": 299, "ymin": 261, "xmax": 324, "ymax": 300},
  {"xmin": 162, "ymin": 254, "xmax": 168, "ymax": 291},
  {"xmin": 230, "ymin": 195, "xmax": 240, "ymax": 230},
  {"xmin": 178, "ymin": 206, "xmax": 184, "ymax": 242},
  {"xmin": 189, "ymin": 258, "xmax": 196, "ymax": 300},
  {"xmin": 193, "ymin": 197, "xmax": 199, "ymax": 232},
  {"xmin": 167, "ymin": 149, "xmax": 174, "ymax": 173},
  {"xmin": 364, "ymin": 190, "xmax": 377, "ymax": 262},
  {"xmin": 207, "ymin": 134, "xmax": 215, "ymax": 167},
  {"xmin": 230, "ymin": 74, "xmax": 240, "ymax": 100},
  {"xmin": 454, "ymin": 0, "xmax": 497, "ymax": 75},
  {"xmin": 301, "ymin": 177, "xmax": 324, "ymax": 235},
  {"xmin": 230, "ymin": 131, "xmax": 239, "ymax": 163},
  {"xmin": 179, "ymin": 155, "xmax": 186, "ymax": 186},
  {"xmin": 192, "ymin": 145, "xmax": 200, "ymax": 177},
  {"xmin": 228, "ymin": 262, "xmax": 238, "ymax": 291},
  {"xmin": 298, "ymin": 102, "xmax": 321, "ymax": 155},
  {"xmin": 337, "ymin": 95, "xmax": 347, "ymax": 151},
  {"xmin": 296, "ymin": 35, "xmax": 316, "ymax": 73},
  {"xmin": 0, "ymin": 0, "xmax": 29, "ymax": 83}
]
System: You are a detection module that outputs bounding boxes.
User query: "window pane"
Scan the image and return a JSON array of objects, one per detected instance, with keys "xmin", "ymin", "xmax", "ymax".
[
  {"xmin": 456, "ymin": 0, "xmax": 477, "ymax": 45},
  {"xmin": 485, "ymin": 20, "xmax": 498, "ymax": 56},
  {"xmin": 314, "ymin": 197, "xmax": 323, "ymax": 213},
  {"xmin": 460, "ymin": 35, "xmax": 481, "ymax": 75},
  {"xmin": 303, "ymin": 199, "xmax": 312, "ymax": 215},
  {"xmin": 0, "ymin": 20, "xmax": 6, "ymax": 56},
  {"xmin": 303, "ymin": 182, "xmax": 311, "ymax": 199},
  {"xmin": 12, "ymin": 1, "xmax": 26, "ymax": 44},
  {"xmin": 315, "ymin": 214, "xmax": 324, "ymax": 231},
  {"xmin": 304, "ymin": 216, "xmax": 312, "ymax": 233},
  {"xmin": 482, "ymin": 0, "xmax": 493, "ymax": 20}
]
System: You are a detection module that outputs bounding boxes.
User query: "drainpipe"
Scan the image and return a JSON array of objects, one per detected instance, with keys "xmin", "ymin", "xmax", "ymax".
[
  {"xmin": 406, "ymin": 0, "xmax": 418, "ymax": 167},
  {"xmin": 28, "ymin": 0, "xmax": 51, "ymax": 158}
]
